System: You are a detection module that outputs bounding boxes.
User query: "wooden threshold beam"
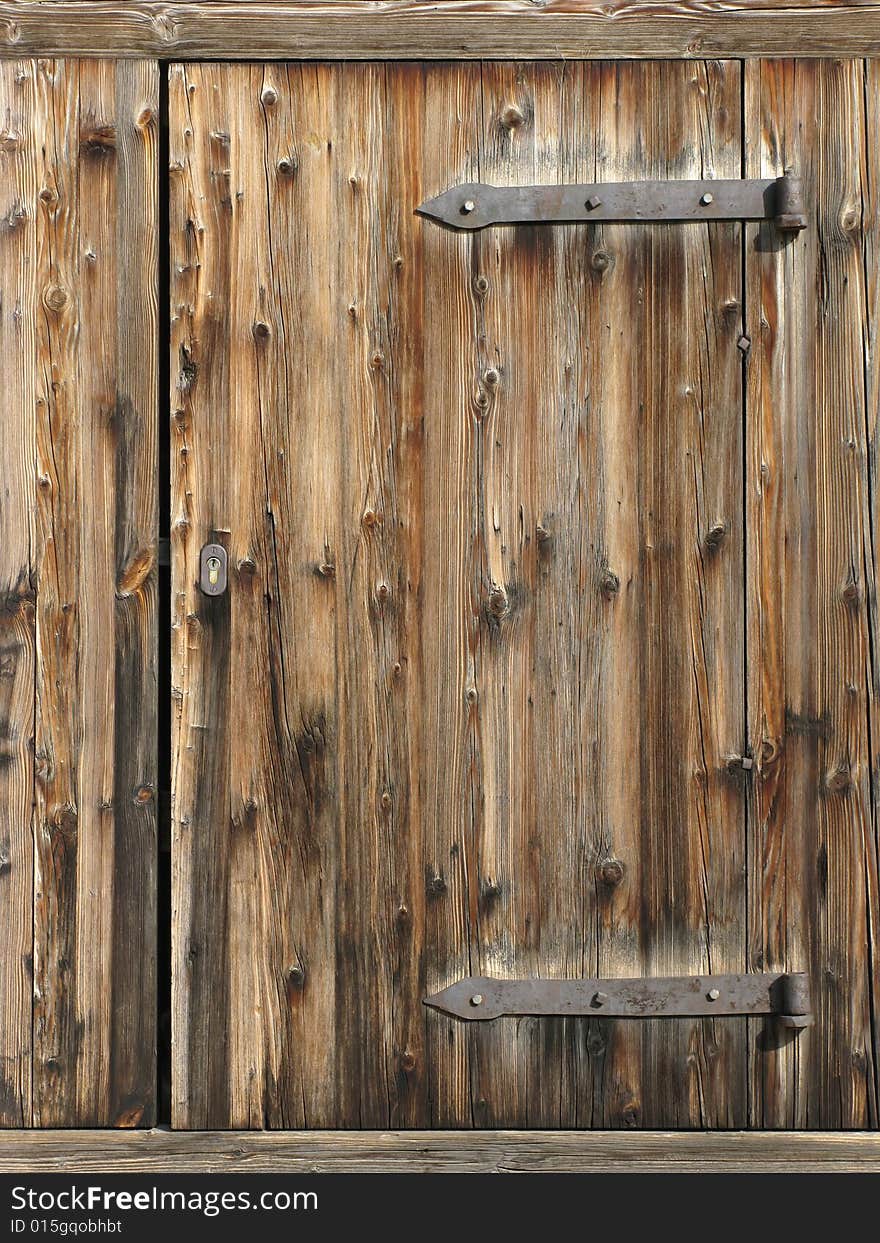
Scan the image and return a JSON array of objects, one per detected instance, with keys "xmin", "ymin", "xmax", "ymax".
[
  {"xmin": 3, "ymin": 2, "xmax": 880, "ymax": 61},
  {"xmin": 2, "ymin": 1130, "xmax": 880, "ymax": 1173}
]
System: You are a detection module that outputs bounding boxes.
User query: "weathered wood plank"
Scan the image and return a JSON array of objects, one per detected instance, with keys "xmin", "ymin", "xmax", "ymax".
[
  {"xmin": 3, "ymin": 1128, "xmax": 880, "ymax": 1173},
  {"xmin": 0, "ymin": 58, "xmax": 37, "ymax": 1129},
  {"xmin": 467, "ymin": 60, "xmax": 597, "ymax": 1127},
  {"xmin": 5, "ymin": 3, "xmax": 880, "ymax": 60},
  {"xmin": 0, "ymin": 58, "xmax": 157, "ymax": 1129},
  {"xmin": 745, "ymin": 58, "xmax": 880, "ymax": 1128},
  {"xmin": 579, "ymin": 61, "xmax": 746, "ymax": 1128}
]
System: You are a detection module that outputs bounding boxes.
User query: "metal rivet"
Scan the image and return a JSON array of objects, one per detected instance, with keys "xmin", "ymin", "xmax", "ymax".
[
  {"xmin": 700, "ymin": 192, "xmax": 714, "ymax": 206},
  {"xmin": 707, "ymin": 988, "xmax": 721, "ymax": 1001},
  {"xmin": 462, "ymin": 199, "xmax": 476, "ymax": 215},
  {"xmin": 470, "ymin": 994, "xmax": 483, "ymax": 1007},
  {"xmin": 586, "ymin": 194, "xmax": 602, "ymax": 210},
  {"xmin": 592, "ymin": 991, "xmax": 608, "ymax": 1007}
]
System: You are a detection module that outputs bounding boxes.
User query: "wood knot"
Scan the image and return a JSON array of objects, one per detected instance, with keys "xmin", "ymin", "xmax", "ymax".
[
  {"xmin": 316, "ymin": 560, "xmax": 335, "ymax": 579},
  {"xmin": 396, "ymin": 903, "xmax": 411, "ymax": 927},
  {"xmin": 599, "ymin": 567, "xmax": 620, "ymax": 599},
  {"xmin": 500, "ymin": 103, "xmax": 526, "ymax": 130},
  {"xmin": 286, "ymin": 964, "xmax": 306, "ymax": 995},
  {"xmin": 3, "ymin": 201, "xmax": 27, "ymax": 231},
  {"xmin": 474, "ymin": 274, "xmax": 490, "ymax": 296},
  {"xmin": 591, "ymin": 249, "xmax": 613, "ymax": 273},
  {"xmin": 277, "ymin": 156, "xmax": 297, "ymax": 177},
  {"xmin": 380, "ymin": 789, "xmax": 392, "ymax": 812},
  {"xmin": 480, "ymin": 878, "xmax": 503, "ymax": 906},
  {"xmin": 0, "ymin": 129, "xmax": 21, "ymax": 152},
  {"xmin": 261, "ymin": 85, "xmax": 278, "ymax": 106},
  {"xmin": 137, "ymin": 107, "xmax": 156, "ymax": 130},
  {"xmin": 840, "ymin": 575, "xmax": 861, "ymax": 607},
  {"xmin": 80, "ymin": 124, "xmax": 116, "ymax": 156},
  {"xmin": 426, "ymin": 872, "xmax": 447, "ymax": 899},
  {"xmin": 487, "ymin": 586, "xmax": 509, "ymax": 618},
  {"xmin": 133, "ymin": 784, "xmax": 154, "ymax": 806},
  {"xmin": 252, "ymin": 319, "xmax": 271, "ymax": 340},
  {"xmin": 375, "ymin": 581, "xmax": 391, "ymax": 605},
  {"xmin": 484, "ymin": 367, "xmax": 500, "ymax": 387},
  {"xmin": 399, "ymin": 1050, "xmax": 417, "ymax": 1073},
  {"xmin": 465, "ymin": 686, "xmax": 478, "ymax": 706},
  {"xmin": 599, "ymin": 859, "xmax": 625, "ymax": 887},
  {"xmin": 51, "ymin": 803, "xmax": 78, "ymax": 837},
  {"xmin": 761, "ymin": 736, "xmax": 781, "ymax": 767},
  {"xmin": 825, "ymin": 765, "xmax": 852, "ymax": 795},
  {"xmin": 370, "ymin": 350, "xmax": 385, "ymax": 371},
  {"xmin": 38, "ymin": 186, "xmax": 58, "ymax": 207},
  {"xmin": 361, "ymin": 508, "xmax": 383, "ymax": 531},
  {"xmin": 43, "ymin": 284, "xmax": 68, "ymax": 313},
  {"xmin": 116, "ymin": 547, "xmax": 154, "ymax": 598},
  {"xmin": 704, "ymin": 521, "xmax": 726, "ymax": 550}
]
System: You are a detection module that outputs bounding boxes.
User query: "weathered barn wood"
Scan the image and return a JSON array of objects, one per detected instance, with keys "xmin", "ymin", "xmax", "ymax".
[
  {"xmin": 171, "ymin": 59, "xmax": 748, "ymax": 1129},
  {"xmin": 2, "ymin": 1127, "xmax": 880, "ymax": 1173},
  {"xmin": 6, "ymin": 2, "xmax": 880, "ymax": 61},
  {"xmin": 745, "ymin": 58, "xmax": 880, "ymax": 1129},
  {"xmin": 0, "ymin": 58, "xmax": 158, "ymax": 1128}
]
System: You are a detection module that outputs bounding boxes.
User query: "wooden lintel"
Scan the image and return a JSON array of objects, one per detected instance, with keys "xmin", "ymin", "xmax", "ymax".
[
  {"xmin": 1, "ymin": 1130, "xmax": 880, "ymax": 1174},
  {"xmin": 2, "ymin": 3, "xmax": 880, "ymax": 61}
]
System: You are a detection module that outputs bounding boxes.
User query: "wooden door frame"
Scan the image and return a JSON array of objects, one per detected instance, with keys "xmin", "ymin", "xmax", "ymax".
[
  {"xmin": 4, "ymin": 3, "xmax": 880, "ymax": 1166},
  {"xmin": 3, "ymin": 1, "xmax": 880, "ymax": 61},
  {"xmin": 1, "ymin": 1128, "xmax": 880, "ymax": 1173}
]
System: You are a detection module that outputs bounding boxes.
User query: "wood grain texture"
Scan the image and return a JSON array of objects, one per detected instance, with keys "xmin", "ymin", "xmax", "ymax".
[
  {"xmin": 0, "ymin": 58, "xmax": 158, "ymax": 1128},
  {"xmin": 745, "ymin": 59, "xmax": 880, "ymax": 1128},
  {"xmin": 4, "ymin": 2, "xmax": 880, "ymax": 60},
  {"xmin": 171, "ymin": 59, "xmax": 746, "ymax": 1129},
  {"xmin": 3, "ymin": 1127, "xmax": 880, "ymax": 1173}
]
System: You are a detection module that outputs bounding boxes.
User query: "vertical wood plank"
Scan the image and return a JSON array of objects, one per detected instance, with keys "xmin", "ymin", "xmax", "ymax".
[
  {"xmin": 0, "ymin": 57, "xmax": 157, "ymax": 1129},
  {"xmin": 0, "ymin": 59, "xmax": 37, "ymax": 1128},
  {"xmin": 469, "ymin": 60, "xmax": 599, "ymax": 1127},
  {"xmin": 746, "ymin": 58, "xmax": 880, "ymax": 1128},
  {"xmin": 32, "ymin": 57, "xmax": 158, "ymax": 1129},
  {"xmin": 418, "ymin": 61, "xmax": 484, "ymax": 1128},
  {"xmin": 580, "ymin": 61, "xmax": 747, "ymax": 1129}
]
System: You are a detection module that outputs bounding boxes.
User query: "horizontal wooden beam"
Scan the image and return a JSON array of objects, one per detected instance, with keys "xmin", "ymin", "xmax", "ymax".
[
  {"xmin": 2, "ymin": 1130, "xmax": 880, "ymax": 1173},
  {"xmin": 2, "ymin": 2, "xmax": 880, "ymax": 60}
]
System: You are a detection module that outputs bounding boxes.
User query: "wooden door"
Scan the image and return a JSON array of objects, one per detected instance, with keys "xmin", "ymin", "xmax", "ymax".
[
  {"xmin": 169, "ymin": 58, "xmax": 880, "ymax": 1130},
  {"xmin": 0, "ymin": 58, "xmax": 158, "ymax": 1128}
]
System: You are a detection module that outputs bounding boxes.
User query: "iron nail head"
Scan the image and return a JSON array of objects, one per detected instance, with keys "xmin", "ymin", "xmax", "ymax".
[
  {"xmin": 462, "ymin": 199, "xmax": 476, "ymax": 215},
  {"xmin": 707, "ymin": 988, "xmax": 721, "ymax": 1001},
  {"xmin": 470, "ymin": 994, "xmax": 483, "ymax": 1007},
  {"xmin": 700, "ymin": 192, "xmax": 714, "ymax": 206},
  {"xmin": 592, "ymin": 990, "xmax": 608, "ymax": 1007},
  {"xmin": 586, "ymin": 195, "xmax": 602, "ymax": 210}
]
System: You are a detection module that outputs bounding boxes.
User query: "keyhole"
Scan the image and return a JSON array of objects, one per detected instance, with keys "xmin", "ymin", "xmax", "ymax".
[{"xmin": 207, "ymin": 556, "xmax": 221, "ymax": 586}]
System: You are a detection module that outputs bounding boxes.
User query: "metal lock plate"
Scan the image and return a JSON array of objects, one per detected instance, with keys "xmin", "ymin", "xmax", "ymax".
[{"xmin": 199, "ymin": 543, "xmax": 228, "ymax": 596}]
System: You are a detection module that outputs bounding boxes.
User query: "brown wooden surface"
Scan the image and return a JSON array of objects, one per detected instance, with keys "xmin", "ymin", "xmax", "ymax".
[
  {"xmin": 4, "ymin": 2, "xmax": 880, "ymax": 60},
  {"xmin": 745, "ymin": 59, "xmax": 880, "ymax": 1129},
  {"xmin": 171, "ymin": 60, "xmax": 747, "ymax": 1130},
  {"xmin": 0, "ymin": 58, "xmax": 158, "ymax": 1128},
  {"xmin": 3, "ymin": 1127, "xmax": 880, "ymax": 1173}
]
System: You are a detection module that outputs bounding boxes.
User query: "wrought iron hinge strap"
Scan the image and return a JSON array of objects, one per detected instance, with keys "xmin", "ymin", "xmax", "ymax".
[
  {"xmin": 424, "ymin": 973, "xmax": 812, "ymax": 1028},
  {"xmin": 416, "ymin": 173, "xmax": 807, "ymax": 233}
]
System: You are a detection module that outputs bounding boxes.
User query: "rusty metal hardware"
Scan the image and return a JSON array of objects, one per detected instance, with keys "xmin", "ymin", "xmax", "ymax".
[
  {"xmin": 199, "ymin": 543, "xmax": 228, "ymax": 597},
  {"xmin": 417, "ymin": 173, "xmax": 807, "ymax": 233},
  {"xmin": 424, "ymin": 972, "xmax": 812, "ymax": 1027}
]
